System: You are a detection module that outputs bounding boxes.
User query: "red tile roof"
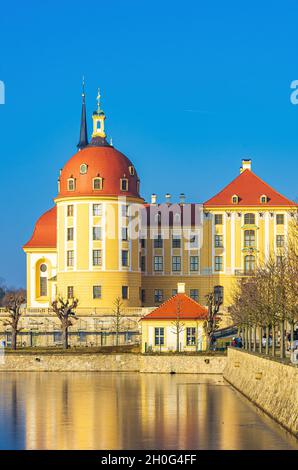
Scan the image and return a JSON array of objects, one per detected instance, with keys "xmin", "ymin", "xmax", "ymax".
[
  {"xmin": 23, "ymin": 206, "xmax": 57, "ymax": 249},
  {"xmin": 141, "ymin": 293, "xmax": 208, "ymax": 320},
  {"xmin": 204, "ymin": 169, "xmax": 296, "ymax": 207},
  {"xmin": 58, "ymin": 146, "xmax": 141, "ymax": 199}
]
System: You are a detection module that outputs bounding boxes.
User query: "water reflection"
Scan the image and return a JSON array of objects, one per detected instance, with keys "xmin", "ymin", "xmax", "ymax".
[{"xmin": 0, "ymin": 372, "xmax": 296, "ymax": 450}]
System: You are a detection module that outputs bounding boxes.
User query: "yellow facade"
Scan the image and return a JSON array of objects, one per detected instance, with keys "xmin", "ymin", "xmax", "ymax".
[
  {"xmin": 24, "ymin": 171, "xmax": 297, "ymax": 315},
  {"xmin": 141, "ymin": 319, "xmax": 207, "ymax": 353}
]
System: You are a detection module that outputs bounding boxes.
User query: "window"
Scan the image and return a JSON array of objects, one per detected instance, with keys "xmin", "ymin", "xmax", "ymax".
[
  {"xmin": 276, "ymin": 235, "xmax": 284, "ymax": 247},
  {"xmin": 244, "ymin": 213, "xmax": 255, "ymax": 225},
  {"xmin": 215, "ymin": 235, "xmax": 223, "ymax": 247},
  {"xmin": 186, "ymin": 327, "xmax": 196, "ymax": 346},
  {"xmin": 172, "ymin": 234, "xmax": 181, "ymax": 248},
  {"xmin": 93, "ymin": 226, "xmax": 102, "ymax": 241},
  {"xmin": 67, "ymin": 178, "xmax": 75, "ymax": 191},
  {"xmin": 122, "ymin": 250, "xmax": 129, "ymax": 267},
  {"xmin": 122, "ymin": 286, "xmax": 129, "ymax": 299},
  {"xmin": 141, "ymin": 289, "xmax": 146, "ymax": 303},
  {"xmin": 78, "ymin": 332, "xmax": 87, "ymax": 342},
  {"xmin": 137, "ymin": 180, "xmax": 140, "ymax": 193},
  {"xmin": 80, "ymin": 163, "xmax": 88, "ymax": 174},
  {"xmin": 67, "ymin": 227, "xmax": 74, "ymax": 241},
  {"xmin": 244, "ymin": 255, "xmax": 255, "ymax": 273},
  {"xmin": 121, "ymin": 204, "xmax": 129, "ymax": 217},
  {"xmin": 53, "ymin": 332, "xmax": 62, "ymax": 343},
  {"xmin": 189, "ymin": 235, "xmax": 198, "ymax": 248},
  {"xmin": 93, "ymin": 177, "xmax": 103, "ymax": 190},
  {"xmin": 190, "ymin": 289, "xmax": 199, "ymax": 302},
  {"xmin": 93, "ymin": 285, "xmax": 101, "ymax": 299},
  {"xmin": 215, "ymin": 256, "xmax": 223, "ymax": 271},
  {"xmin": 140, "ymin": 255, "xmax": 146, "ymax": 272},
  {"xmin": 40, "ymin": 277, "xmax": 47, "ymax": 297},
  {"xmin": 276, "ymin": 255, "xmax": 283, "ymax": 266},
  {"xmin": 244, "ymin": 230, "xmax": 255, "ymax": 247},
  {"xmin": 154, "ymin": 256, "xmax": 163, "ymax": 272},
  {"xmin": 214, "ymin": 285, "xmax": 224, "ymax": 303},
  {"xmin": 172, "ymin": 289, "xmax": 178, "ymax": 296},
  {"xmin": 128, "ymin": 165, "xmax": 135, "ymax": 175},
  {"xmin": 67, "ymin": 286, "xmax": 74, "ymax": 299},
  {"xmin": 93, "ymin": 204, "xmax": 102, "ymax": 216},
  {"xmin": 67, "ymin": 205, "xmax": 74, "ymax": 217},
  {"xmin": 172, "ymin": 256, "xmax": 181, "ymax": 272},
  {"xmin": 140, "ymin": 238, "xmax": 146, "ymax": 248},
  {"xmin": 154, "ymin": 234, "xmax": 163, "ymax": 248},
  {"xmin": 214, "ymin": 214, "xmax": 223, "ymax": 225},
  {"xmin": 67, "ymin": 250, "xmax": 74, "ymax": 267},
  {"xmin": 122, "ymin": 227, "xmax": 128, "ymax": 241},
  {"xmin": 260, "ymin": 195, "xmax": 267, "ymax": 204},
  {"xmin": 120, "ymin": 178, "xmax": 128, "ymax": 191},
  {"xmin": 154, "ymin": 327, "xmax": 164, "ymax": 346},
  {"xmin": 154, "ymin": 289, "xmax": 163, "ymax": 303},
  {"xmin": 190, "ymin": 255, "xmax": 199, "ymax": 272},
  {"xmin": 276, "ymin": 214, "xmax": 285, "ymax": 225},
  {"xmin": 232, "ymin": 195, "xmax": 239, "ymax": 204},
  {"xmin": 92, "ymin": 249, "xmax": 102, "ymax": 266}
]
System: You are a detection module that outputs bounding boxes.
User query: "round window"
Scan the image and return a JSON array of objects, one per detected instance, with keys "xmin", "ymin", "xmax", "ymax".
[
  {"xmin": 40, "ymin": 264, "xmax": 47, "ymax": 273},
  {"xmin": 80, "ymin": 163, "xmax": 88, "ymax": 174}
]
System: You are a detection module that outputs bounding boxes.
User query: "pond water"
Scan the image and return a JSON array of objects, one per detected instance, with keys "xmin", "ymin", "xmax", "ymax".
[{"xmin": 0, "ymin": 372, "xmax": 296, "ymax": 450}]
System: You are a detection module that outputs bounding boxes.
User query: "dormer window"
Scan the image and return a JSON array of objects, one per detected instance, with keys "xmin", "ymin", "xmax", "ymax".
[
  {"xmin": 129, "ymin": 165, "xmax": 135, "ymax": 176},
  {"xmin": 80, "ymin": 163, "xmax": 88, "ymax": 175},
  {"xmin": 232, "ymin": 194, "xmax": 239, "ymax": 204},
  {"xmin": 93, "ymin": 177, "xmax": 103, "ymax": 190},
  {"xmin": 120, "ymin": 178, "xmax": 128, "ymax": 191},
  {"xmin": 67, "ymin": 178, "xmax": 76, "ymax": 191},
  {"xmin": 260, "ymin": 194, "xmax": 268, "ymax": 204}
]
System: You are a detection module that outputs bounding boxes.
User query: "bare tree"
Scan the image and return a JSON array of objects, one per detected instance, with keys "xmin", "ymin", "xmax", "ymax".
[
  {"xmin": 0, "ymin": 278, "xmax": 6, "ymax": 307},
  {"xmin": 2, "ymin": 290, "xmax": 26, "ymax": 350},
  {"xmin": 171, "ymin": 297, "xmax": 185, "ymax": 352},
  {"xmin": 205, "ymin": 292, "xmax": 222, "ymax": 351},
  {"xmin": 51, "ymin": 297, "xmax": 78, "ymax": 349},
  {"xmin": 112, "ymin": 297, "xmax": 124, "ymax": 347}
]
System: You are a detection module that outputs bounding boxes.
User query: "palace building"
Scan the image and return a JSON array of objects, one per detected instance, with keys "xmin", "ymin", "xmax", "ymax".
[{"xmin": 22, "ymin": 88, "xmax": 298, "ymax": 338}]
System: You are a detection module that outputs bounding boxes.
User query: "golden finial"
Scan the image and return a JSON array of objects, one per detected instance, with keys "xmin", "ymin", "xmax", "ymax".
[{"xmin": 96, "ymin": 88, "xmax": 101, "ymax": 113}]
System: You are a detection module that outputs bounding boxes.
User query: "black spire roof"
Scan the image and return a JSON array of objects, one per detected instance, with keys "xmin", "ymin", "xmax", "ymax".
[{"xmin": 77, "ymin": 79, "xmax": 88, "ymax": 150}]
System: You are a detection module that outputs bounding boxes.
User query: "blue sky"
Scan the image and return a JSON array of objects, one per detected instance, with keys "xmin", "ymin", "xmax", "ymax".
[{"xmin": 0, "ymin": 0, "xmax": 298, "ymax": 287}]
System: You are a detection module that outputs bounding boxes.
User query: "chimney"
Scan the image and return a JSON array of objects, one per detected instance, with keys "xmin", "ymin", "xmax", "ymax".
[
  {"xmin": 151, "ymin": 193, "xmax": 157, "ymax": 205},
  {"xmin": 177, "ymin": 282, "xmax": 185, "ymax": 294},
  {"xmin": 179, "ymin": 193, "xmax": 185, "ymax": 204},
  {"xmin": 165, "ymin": 193, "xmax": 171, "ymax": 204},
  {"xmin": 240, "ymin": 159, "xmax": 252, "ymax": 174}
]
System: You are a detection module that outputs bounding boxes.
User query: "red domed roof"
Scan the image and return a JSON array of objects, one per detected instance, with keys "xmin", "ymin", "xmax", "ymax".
[
  {"xmin": 58, "ymin": 145, "xmax": 142, "ymax": 199},
  {"xmin": 23, "ymin": 207, "xmax": 57, "ymax": 249}
]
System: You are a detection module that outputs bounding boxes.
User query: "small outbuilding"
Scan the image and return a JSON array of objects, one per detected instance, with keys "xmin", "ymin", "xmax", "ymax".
[{"xmin": 140, "ymin": 283, "xmax": 208, "ymax": 353}]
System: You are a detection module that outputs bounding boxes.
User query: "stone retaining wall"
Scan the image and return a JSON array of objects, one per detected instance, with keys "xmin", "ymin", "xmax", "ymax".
[
  {"xmin": 224, "ymin": 348, "xmax": 298, "ymax": 436},
  {"xmin": 0, "ymin": 352, "xmax": 226, "ymax": 374}
]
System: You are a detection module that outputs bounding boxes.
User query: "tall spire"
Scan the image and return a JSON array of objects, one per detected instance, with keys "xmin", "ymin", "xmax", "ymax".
[{"xmin": 77, "ymin": 77, "xmax": 88, "ymax": 150}]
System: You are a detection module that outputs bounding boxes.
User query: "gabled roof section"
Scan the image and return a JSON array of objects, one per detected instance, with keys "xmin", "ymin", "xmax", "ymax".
[
  {"xmin": 23, "ymin": 206, "xmax": 57, "ymax": 250},
  {"xmin": 141, "ymin": 293, "xmax": 208, "ymax": 321},
  {"xmin": 204, "ymin": 169, "xmax": 296, "ymax": 207}
]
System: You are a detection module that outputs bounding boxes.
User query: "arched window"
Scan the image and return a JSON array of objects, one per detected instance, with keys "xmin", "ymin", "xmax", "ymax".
[
  {"xmin": 214, "ymin": 285, "xmax": 224, "ymax": 303},
  {"xmin": 232, "ymin": 194, "xmax": 239, "ymax": 204},
  {"xmin": 244, "ymin": 255, "xmax": 255, "ymax": 273},
  {"xmin": 93, "ymin": 177, "xmax": 103, "ymax": 190},
  {"xmin": 244, "ymin": 230, "xmax": 255, "ymax": 247},
  {"xmin": 67, "ymin": 178, "xmax": 76, "ymax": 191},
  {"xmin": 244, "ymin": 213, "xmax": 255, "ymax": 225},
  {"xmin": 120, "ymin": 178, "xmax": 128, "ymax": 191},
  {"xmin": 39, "ymin": 263, "xmax": 48, "ymax": 297}
]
